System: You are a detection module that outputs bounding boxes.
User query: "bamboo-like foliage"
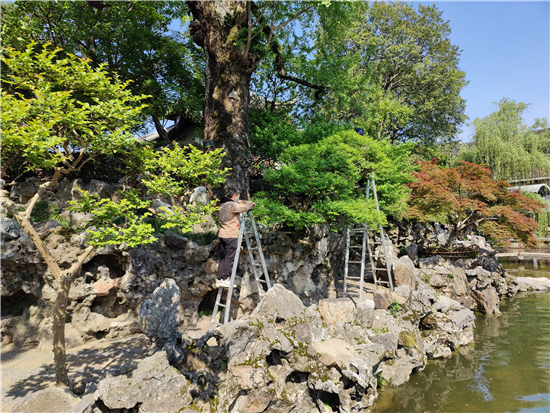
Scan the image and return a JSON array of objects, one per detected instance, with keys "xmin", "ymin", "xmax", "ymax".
[{"xmin": 456, "ymin": 98, "xmax": 550, "ymax": 181}]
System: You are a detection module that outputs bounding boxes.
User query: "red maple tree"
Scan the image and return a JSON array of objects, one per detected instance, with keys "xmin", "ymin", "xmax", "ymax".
[{"xmin": 405, "ymin": 160, "xmax": 544, "ymax": 247}]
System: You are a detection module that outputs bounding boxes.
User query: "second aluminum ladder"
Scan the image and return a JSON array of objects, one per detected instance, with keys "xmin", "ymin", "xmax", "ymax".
[
  {"xmin": 209, "ymin": 211, "xmax": 271, "ymax": 330},
  {"xmin": 343, "ymin": 173, "xmax": 394, "ymax": 301}
]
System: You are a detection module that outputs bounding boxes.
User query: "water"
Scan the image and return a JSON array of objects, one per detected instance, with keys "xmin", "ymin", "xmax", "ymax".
[{"xmin": 370, "ymin": 261, "xmax": 550, "ymax": 413}]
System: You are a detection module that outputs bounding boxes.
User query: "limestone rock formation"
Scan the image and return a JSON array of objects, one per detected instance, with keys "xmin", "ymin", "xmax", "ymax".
[
  {"xmin": 10, "ymin": 387, "xmax": 81, "ymax": 413},
  {"xmin": 95, "ymin": 351, "xmax": 192, "ymax": 413},
  {"xmin": 88, "ymin": 280, "xmax": 475, "ymax": 412}
]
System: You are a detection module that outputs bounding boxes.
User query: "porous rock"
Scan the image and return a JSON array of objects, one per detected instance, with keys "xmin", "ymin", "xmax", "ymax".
[
  {"xmin": 516, "ymin": 276, "xmax": 550, "ymax": 291},
  {"xmin": 471, "ymin": 286, "xmax": 500, "ymax": 314},
  {"xmin": 96, "ymin": 351, "xmax": 191, "ymax": 413},
  {"xmin": 318, "ymin": 298, "xmax": 355, "ymax": 324},
  {"xmin": 251, "ymin": 283, "xmax": 306, "ymax": 321},
  {"xmin": 373, "ymin": 289, "xmax": 393, "ymax": 310},
  {"xmin": 10, "ymin": 387, "xmax": 81, "ymax": 413},
  {"xmin": 354, "ymin": 299, "xmax": 375, "ymax": 327},
  {"xmin": 139, "ymin": 278, "xmax": 182, "ymax": 360}
]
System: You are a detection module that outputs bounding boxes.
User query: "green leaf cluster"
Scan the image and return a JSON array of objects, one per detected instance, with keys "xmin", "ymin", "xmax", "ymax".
[
  {"xmin": 252, "ymin": 130, "xmax": 415, "ymax": 230},
  {"xmin": 69, "ymin": 189, "xmax": 157, "ymax": 248},
  {"xmin": 140, "ymin": 143, "xmax": 230, "ymax": 198},
  {"xmin": 1, "ymin": 1, "xmax": 203, "ymax": 127},
  {"xmin": 69, "ymin": 143, "xmax": 228, "ymax": 248},
  {"xmin": 1, "ymin": 43, "xmax": 147, "ymax": 178}
]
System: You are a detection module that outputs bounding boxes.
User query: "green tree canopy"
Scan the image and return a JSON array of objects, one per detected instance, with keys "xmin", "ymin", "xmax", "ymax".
[
  {"xmin": 0, "ymin": 43, "xmax": 227, "ymax": 387},
  {"xmin": 455, "ymin": 98, "xmax": 550, "ymax": 181},
  {"xmin": 252, "ymin": 130, "xmax": 415, "ymax": 230},
  {"xmin": 251, "ymin": 1, "xmax": 467, "ymax": 147},
  {"xmin": 0, "ymin": 43, "xmax": 147, "ymax": 180},
  {"xmin": 1, "ymin": 0, "xmax": 203, "ymax": 137}
]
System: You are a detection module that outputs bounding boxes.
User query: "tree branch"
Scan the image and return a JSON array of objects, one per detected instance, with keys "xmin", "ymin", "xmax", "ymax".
[
  {"xmin": 67, "ymin": 246, "xmax": 94, "ymax": 280},
  {"xmin": 3, "ymin": 199, "xmax": 63, "ymax": 283},
  {"xmin": 271, "ymin": 5, "xmax": 314, "ymax": 32},
  {"xmin": 270, "ymin": 39, "xmax": 327, "ymax": 100},
  {"xmin": 244, "ymin": 2, "xmax": 252, "ymax": 59}
]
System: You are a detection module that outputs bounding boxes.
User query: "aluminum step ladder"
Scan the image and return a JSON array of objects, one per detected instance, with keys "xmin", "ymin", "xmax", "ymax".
[
  {"xmin": 343, "ymin": 173, "xmax": 394, "ymax": 301},
  {"xmin": 209, "ymin": 211, "xmax": 271, "ymax": 330}
]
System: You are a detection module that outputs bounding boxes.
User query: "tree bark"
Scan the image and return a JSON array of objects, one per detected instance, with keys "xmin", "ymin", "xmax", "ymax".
[
  {"xmin": 188, "ymin": 1, "xmax": 258, "ymax": 200},
  {"xmin": 53, "ymin": 278, "xmax": 70, "ymax": 386},
  {"xmin": 2, "ymin": 185, "xmax": 93, "ymax": 386}
]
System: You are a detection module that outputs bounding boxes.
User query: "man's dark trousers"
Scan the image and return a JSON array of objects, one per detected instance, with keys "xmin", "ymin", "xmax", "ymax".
[{"xmin": 218, "ymin": 237, "xmax": 239, "ymax": 280}]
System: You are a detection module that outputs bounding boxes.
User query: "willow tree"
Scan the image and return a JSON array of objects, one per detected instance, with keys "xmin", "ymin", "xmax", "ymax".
[{"xmin": 456, "ymin": 98, "xmax": 550, "ymax": 181}]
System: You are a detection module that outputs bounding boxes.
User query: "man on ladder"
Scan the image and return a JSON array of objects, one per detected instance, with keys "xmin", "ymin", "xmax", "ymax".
[{"xmin": 216, "ymin": 187, "xmax": 255, "ymax": 288}]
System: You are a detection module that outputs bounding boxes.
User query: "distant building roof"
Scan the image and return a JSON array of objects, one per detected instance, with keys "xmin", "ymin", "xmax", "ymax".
[{"xmin": 509, "ymin": 184, "xmax": 550, "ymax": 195}]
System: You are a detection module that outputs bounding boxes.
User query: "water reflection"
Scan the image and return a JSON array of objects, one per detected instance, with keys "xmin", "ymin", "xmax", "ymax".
[{"xmin": 370, "ymin": 263, "xmax": 550, "ymax": 413}]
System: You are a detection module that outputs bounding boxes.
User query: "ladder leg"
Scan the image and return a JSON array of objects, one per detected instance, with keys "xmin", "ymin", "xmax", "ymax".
[
  {"xmin": 244, "ymin": 230, "xmax": 264, "ymax": 299},
  {"xmin": 223, "ymin": 213, "xmax": 247, "ymax": 325},
  {"xmin": 250, "ymin": 212, "xmax": 272, "ymax": 290},
  {"xmin": 209, "ymin": 287, "xmax": 224, "ymax": 331},
  {"xmin": 359, "ymin": 226, "xmax": 367, "ymax": 302},
  {"xmin": 379, "ymin": 227, "xmax": 394, "ymax": 291},
  {"xmin": 366, "ymin": 229, "xmax": 378, "ymax": 290},
  {"xmin": 343, "ymin": 228, "xmax": 350, "ymax": 298}
]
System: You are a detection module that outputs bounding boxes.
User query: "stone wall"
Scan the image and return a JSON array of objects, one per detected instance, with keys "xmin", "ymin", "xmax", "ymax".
[{"xmin": 0, "ymin": 177, "xmax": 533, "ymax": 351}]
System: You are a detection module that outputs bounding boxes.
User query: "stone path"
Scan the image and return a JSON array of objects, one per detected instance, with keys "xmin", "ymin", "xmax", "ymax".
[{"xmin": 0, "ymin": 316, "xmax": 212, "ymax": 413}]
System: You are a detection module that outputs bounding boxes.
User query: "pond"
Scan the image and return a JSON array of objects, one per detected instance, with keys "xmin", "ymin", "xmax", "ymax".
[{"xmin": 369, "ymin": 259, "xmax": 550, "ymax": 413}]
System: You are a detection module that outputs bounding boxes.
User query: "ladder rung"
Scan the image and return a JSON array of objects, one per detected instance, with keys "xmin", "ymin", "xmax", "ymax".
[
  {"xmin": 348, "ymin": 260, "xmax": 363, "ymax": 264},
  {"xmin": 373, "ymin": 267, "xmax": 389, "ymax": 271},
  {"xmin": 217, "ymin": 303, "xmax": 227, "ymax": 308},
  {"xmin": 370, "ymin": 241, "xmax": 382, "ymax": 245},
  {"xmin": 371, "ymin": 255, "xmax": 385, "ymax": 258},
  {"xmin": 376, "ymin": 280, "xmax": 390, "ymax": 284},
  {"xmin": 349, "ymin": 246, "xmax": 363, "ymax": 249},
  {"xmin": 345, "ymin": 276, "xmax": 363, "ymax": 280},
  {"xmin": 258, "ymin": 279, "xmax": 268, "ymax": 284},
  {"xmin": 248, "ymin": 247, "xmax": 259, "ymax": 251},
  {"xmin": 252, "ymin": 263, "xmax": 262, "ymax": 267}
]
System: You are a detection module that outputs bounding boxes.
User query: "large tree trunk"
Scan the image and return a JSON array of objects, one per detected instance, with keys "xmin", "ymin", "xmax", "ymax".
[{"xmin": 188, "ymin": 1, "xmax": 258, "ymax": 200}]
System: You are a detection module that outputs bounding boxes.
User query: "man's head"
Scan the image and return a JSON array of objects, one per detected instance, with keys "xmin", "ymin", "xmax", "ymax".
[{"xmin": 226, "ymin": 187, "xmax": 240, "ymax": 202}]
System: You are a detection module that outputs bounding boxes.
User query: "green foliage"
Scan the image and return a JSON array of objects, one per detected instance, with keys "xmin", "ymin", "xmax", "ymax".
[
  {"xmin": 455, "ymin": 99, "xmax": 550, "ymax": 181},
  {"xmin": 183, "ymin": 231, "xmax": 218, "ymax": 247},
  {"xmin": 31, "ymin": 200, "xmax": 55, "ymax": 223},
  {"xmin": 30, "ymin": 200, "xmax": 70, "ymax": 228},
  {"xmin": 389, "ymin": 299, "xmax": 402, "ymax": 318},
  {"xmin": 524, "ymin": 192, "xmax": 550, "ymax": 238},
  {"xmin": 261, "ymin": 1, "xmax": 467, "ymax": 147},
  {"xmin": 69, "ymin": 143, "xmax": 228, "ymax": 247},
  {"xmin": 0, "ymin": 43, "xmax": 147, "ymax": 179},
  {"xmin": 1, "ymin": 1, "xmax": 203, "ymax": 127},
  {"xmin": 372, "ymin": 327, "xmax": 390, "ymax": 334},
  {"xmin": 68, "ymin": 189, "xmax": 157, "ymax": 248},
  {"xmin": 252, "ymin": 130, "xmax": 415, "ymax": 230},
  {"xmin": 140, "ymin": 143, "xmax": 229, "ymax": 197},
  {"xmin": 248, "ymin": 108, "xmax": 349, "ymax": 169},
  {"xmin": 376, "ymin": 372, "xmax": 387, "ymax": 389}
]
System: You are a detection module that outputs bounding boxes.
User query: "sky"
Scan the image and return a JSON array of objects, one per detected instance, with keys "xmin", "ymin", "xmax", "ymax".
[{"xmin": 414, "ymin": 1, "xmax": 550, "ymax": 142}]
